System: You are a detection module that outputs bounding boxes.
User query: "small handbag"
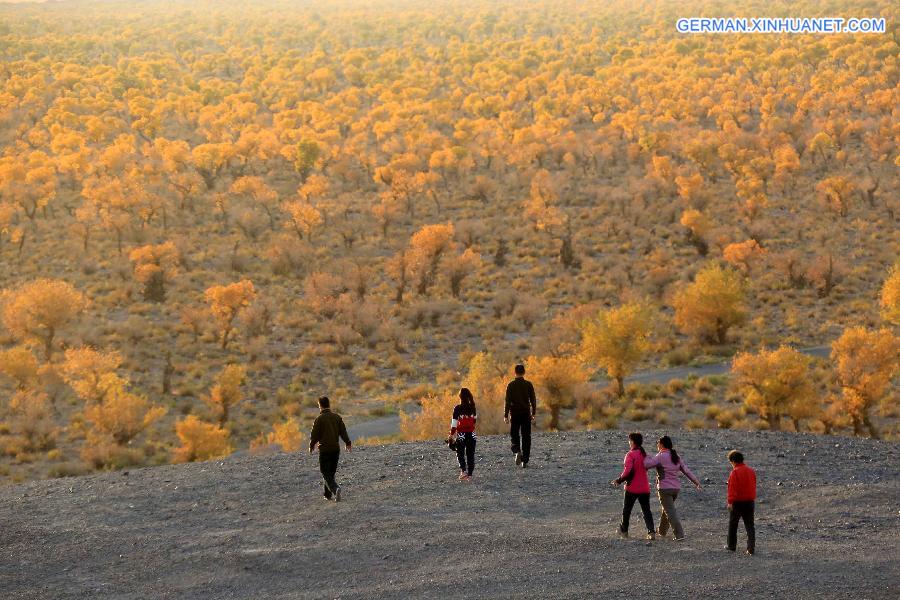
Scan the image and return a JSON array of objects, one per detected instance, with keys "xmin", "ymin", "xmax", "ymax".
[{"xmin": 446, "ymin": 435, "xmax": 457, "ymax": 451}]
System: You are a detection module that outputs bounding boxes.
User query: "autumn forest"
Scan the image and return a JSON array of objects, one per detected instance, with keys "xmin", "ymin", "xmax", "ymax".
[{"xmin": 0, "ymin": 0, "xmax": 897, "ymax": 482}]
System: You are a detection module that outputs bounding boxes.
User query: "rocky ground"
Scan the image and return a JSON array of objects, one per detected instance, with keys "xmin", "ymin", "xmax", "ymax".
[{"xmin": 1, "ymin": 430, "xmax": 898, "ymax": 599}]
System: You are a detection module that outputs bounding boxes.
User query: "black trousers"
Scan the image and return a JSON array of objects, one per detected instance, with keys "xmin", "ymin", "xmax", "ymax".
[
  {"xmin": 621, "ymin": 491, "xmax": 655, "ymax": 534},
  {"xmin": 319, "ymin": 450, "xmax": 340, "ymax": 497},
  {"xmin": 509, "ymin": 415, "xmax": 532, "ymax": 463},
  {"xmin": 727, "ymin": 500, "xmax": 756, "ymax": 552},
  {"xmin": 455, "ymin": 432, "xmax": 476, "ymax": 475}
]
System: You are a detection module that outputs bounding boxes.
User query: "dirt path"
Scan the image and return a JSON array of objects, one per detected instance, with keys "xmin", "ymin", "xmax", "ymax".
[
  {"xmin": 1, "ymin": 430, "xmax": 896, "ymax": 599},
  {"xmin": 351, "ymin": 346, "xmax": 833, "ymax": 439}
]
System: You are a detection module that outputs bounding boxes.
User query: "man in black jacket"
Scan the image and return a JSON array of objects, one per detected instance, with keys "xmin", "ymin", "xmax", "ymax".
[
  {"xmin": 504, "ymin": 364, "xmax": 536, "ymax": 468},
  {"xmin": 309, "ymin": 396, "xmax": 352, "ymax": 501}
]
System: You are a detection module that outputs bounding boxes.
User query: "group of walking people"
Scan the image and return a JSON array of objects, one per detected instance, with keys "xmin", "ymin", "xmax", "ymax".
[{"xmin": 308, "ymin": 364, "xmax": 757, "ymax": 555}]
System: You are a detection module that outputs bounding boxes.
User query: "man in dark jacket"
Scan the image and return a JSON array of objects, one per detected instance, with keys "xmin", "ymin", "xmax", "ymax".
[
  {"xmin": 309, "ymin": 396, "xmax": 351, "ymax": 501},
  {"xmin": 504, "ymin": 364, "xmax": 536, "ymax": 468}
]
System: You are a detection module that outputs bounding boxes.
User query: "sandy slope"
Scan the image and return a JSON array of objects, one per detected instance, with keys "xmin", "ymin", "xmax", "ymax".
[{"xmin": 1, "ymin": 430, "xmax": 898, "ymax": 599}]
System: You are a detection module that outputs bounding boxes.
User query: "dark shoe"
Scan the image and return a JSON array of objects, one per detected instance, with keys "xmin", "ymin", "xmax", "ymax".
[
  {"xmin": 334, "ymin": 486, "xmax": 341, "ymax": 502},
  {"xmin": 746, "ymin": 549, "xmax": 755, "ymax": 555},
  {"xmin": 724, "ymin": 545, "xmax": 735, "ymax": 552},
  {"xmin": 515, "ymin": 452, "xmax": 523, "ymax": 466},
  {"xmin": 521, "ymin": 462, "xmax": 528, "ymax": 468},
  {"xmin": 618, "ymin": 528, "xmax": 629, "ymax": 539},
  {"xmin": 323, "ymin": 495, "xmax": 332, "ymax": 501},
  {"xmin": 673, "ymin": 536, "xmax": 686, "ymax": 542},
  {"xmin": 646, "ymin": 532, "xmax": 656, "ymax": 541}
]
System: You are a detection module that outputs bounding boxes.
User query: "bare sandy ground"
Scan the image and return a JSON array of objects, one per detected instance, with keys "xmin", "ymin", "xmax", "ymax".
[{"xmin": 1, "ymin": 430, "xmax": 897, "ymax": 599}]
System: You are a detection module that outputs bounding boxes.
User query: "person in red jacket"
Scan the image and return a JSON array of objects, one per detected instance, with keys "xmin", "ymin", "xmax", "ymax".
[
  {"xmin": 611, "ymin": 432, "xmax": 656, "ymax": 540},
  {"xmin": 725, "ymin": 450, "xmax": 756, "ymax": 555}
]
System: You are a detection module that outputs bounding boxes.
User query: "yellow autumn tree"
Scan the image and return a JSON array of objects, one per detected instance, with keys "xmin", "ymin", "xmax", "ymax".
[
  {"xmin": 446, "ymin": 248, "xmax": 482, "ymax": 298},
  {"xmin": 81, "ymin": 374, "xmax": 166, "ymax": 468},
  {"xmin": 831, "ymin": 327, "xmax": 899, "ymax": 439},
  {"xmin": 206, "ymin": 364, "xmax": 247, "ymax": 426},
  {"xmin": 461, "ymin": 351, "xmax": 508, "ymax": 435},
  {"xmin": 673, "ymin": 264, "xmax": 746, "ymax": 344},
  {"xmin": 0, "ymin": 346, "xmax": 40, "ymax": 391},
  {"xmin": 525, "ymin": 354, "xmax": 591, "ymax": 430},
  {"xmin": 204, "ymin": 280, "xmax": 256, "ymax": 348},
  {"xmin": 60, "ymin": 347, "xmax": 122, "ymax": 404},
  {"xmin": 250, "ymin": 417, "xmax": 304, "ymax": 453},
  {"xmin": 881, "ymin": 262, "xmax": 900, "ymax": 325},
  {"xmin": 723, "ymin": 239, "xmax": 766, "ymax": 273},
  {"xmin": 816, "ymin": 176, "xmax": 856, "ymax": 218},
  {"xmin": 523, "ymin": 169, "xmax": 565, "ymax": 232},
  {"xmin": 400, "ymin": 393, "xmax": 457, "ymax": 441},
  {"xmin": 580, "ymin": 302, "xmax": 656, "ymax": 397},
  {"xmin": 0, "ymin": 202, "xmax": 22, "ymax": 252},
  {"xmin": 8, "ymin": 389, "xmax": 57, "ymax": 452},
  {"xmin": 731, "ymin": 347, "xmax": 817, "ymax": 431},
  {"xmin": 0, "ymin": 151, "xmax": 57, "ymax": 224},
  {"xmin": 283, "ymin": 200, "xmax": 323, "ymax": 241},
  {"xmin": 675, "ymin": 172, "xmax": 705, "ymax": 207},
  {"xmin": 230, "ymin": 176, "xmax": 279, "ymax": 229},
  {"xmin": 128, "ymin": 241, "xmax": 180, "ymax": 302},
  {"xmin": 172, "ymin": 415, "xmax": 232, "ymax": 463},
  {"xmin": 84, "ymin": 376, "xmax": 166, "ymax": 445},
  {"xmin": 1, "ymin": 279, "xmax": 86, "ymax": 359},
  {"xmin": 297, "ymin": 174, "xmax": 329, "ymax": 202},
  {"xmin": 679, "ymin": 209, "xmax": 710, "ymax": 255},
  {"xmin": 407, "ymin": 223, "xmax": 456, "ymax": 296}
]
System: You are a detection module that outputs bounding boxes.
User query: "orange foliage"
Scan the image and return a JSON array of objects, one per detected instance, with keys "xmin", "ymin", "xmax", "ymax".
[
  {"xmin": 673, "ymin": 264, "xmax": 746, "ymax": 344},
  {"xmin": 1, "ymin": 279, "xmax": 86, "ymax": 359},
  {"xmin": 204, "ymin": 280, "xmax": 256, "ymax": 349},
  {"xmin": 173, "ymin": 415, "xmax": 232, "ymax": 463},
  {"xmin": 831, "ymin": 327, "xmax": 899, "ymax": 439}
]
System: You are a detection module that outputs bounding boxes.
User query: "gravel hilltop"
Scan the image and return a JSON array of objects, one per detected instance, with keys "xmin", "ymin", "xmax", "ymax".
[{"xmin": 1, "ymin": 430, "xmax": 898, "ymax": 600}]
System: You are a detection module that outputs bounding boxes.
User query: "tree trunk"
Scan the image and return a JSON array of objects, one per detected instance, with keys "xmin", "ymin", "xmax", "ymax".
[
  {"xmin": 549, "ymin": 405, "xmax": 560, "ymax": 430},
  {"xmin": 716, "ymin": 318, "xmax": 728, "ymax": 345},
  {"xmin": 615, "ymin": 376, "xmax": 624, "ymax": 398},
  {"xmin": 43, "ymin": 328, "xmax": 55, "ymax": 360},
  {"xmin": 863, "ymin": 414, "xmax": 880, "ymax": 439}
]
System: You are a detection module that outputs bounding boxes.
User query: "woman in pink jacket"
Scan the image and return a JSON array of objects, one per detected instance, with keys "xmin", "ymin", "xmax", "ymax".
[
  {"xmin": 644, "ymin": 435, "xmax": 701, "ymax": 541},
  {"xmin": 610, "ymin": 432, "xmax": 656, "ymax": 540}
]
